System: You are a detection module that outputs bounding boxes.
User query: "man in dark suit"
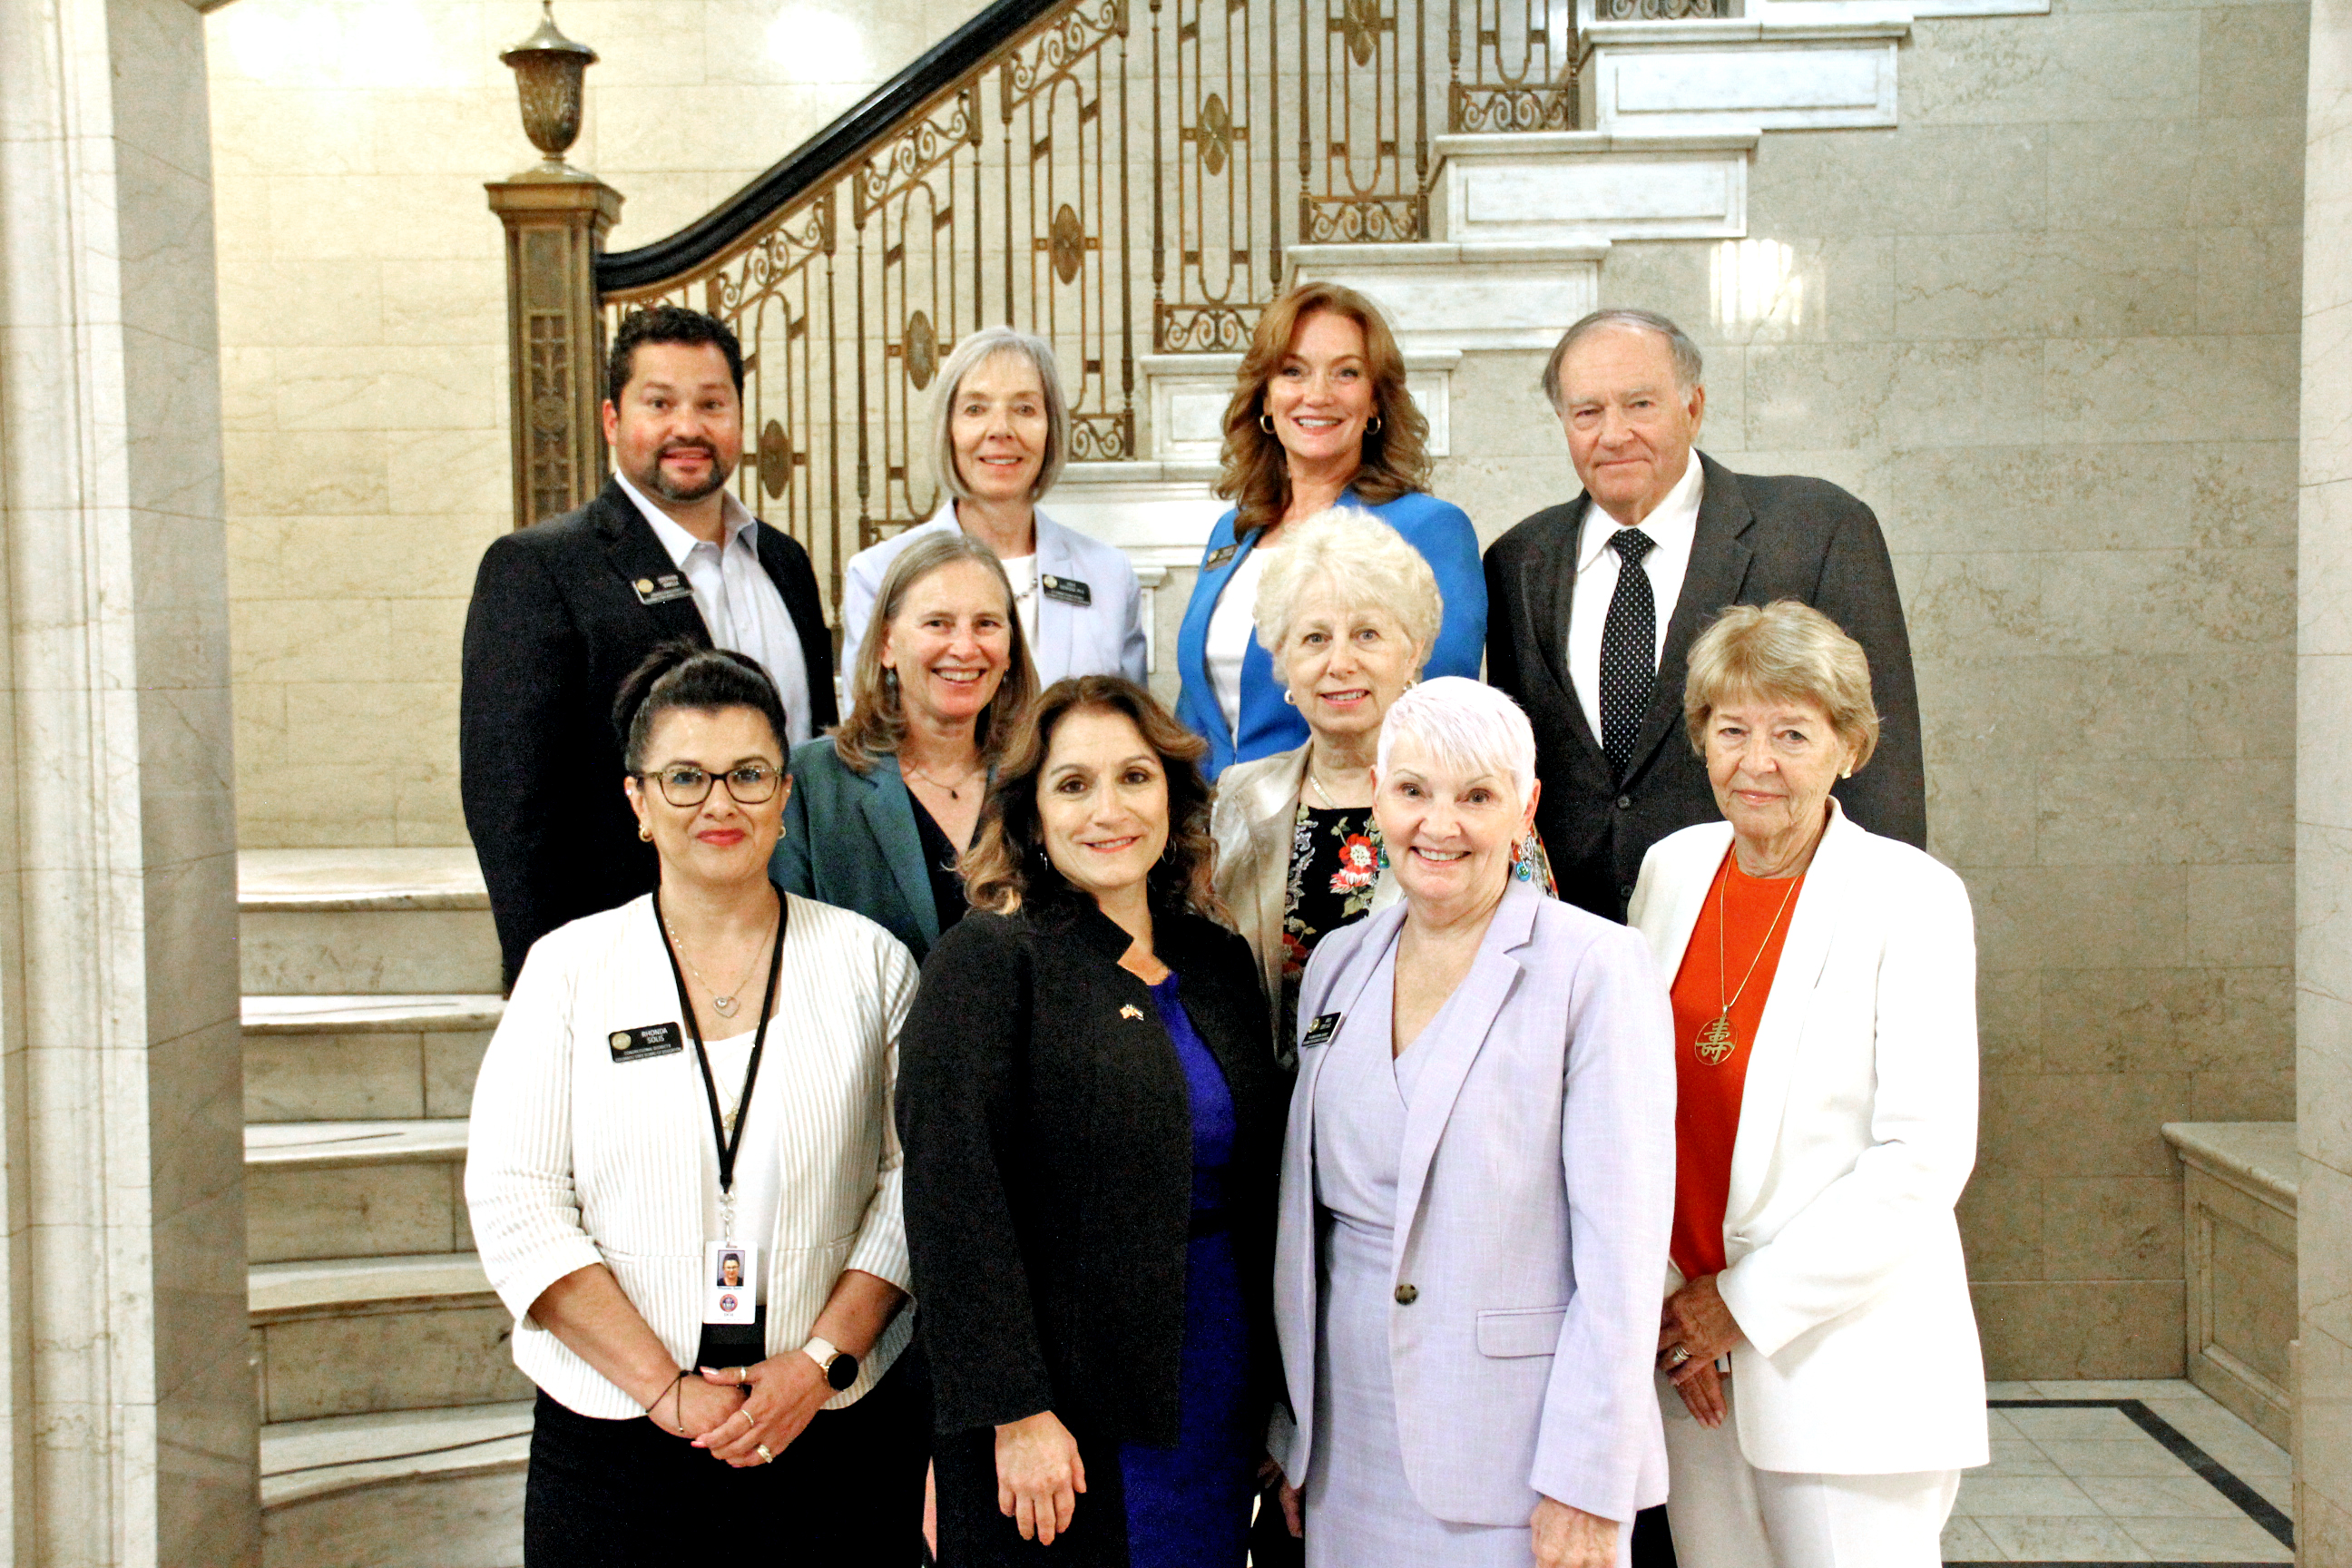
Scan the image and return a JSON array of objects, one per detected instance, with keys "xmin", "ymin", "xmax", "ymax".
[
  {"xmin": 461, "ymin": 305, "xmax": 837, "ymax": 986},
  {"xmin": 1485, "ymin": 308, "xmax": 1925, "ymax": 925}
]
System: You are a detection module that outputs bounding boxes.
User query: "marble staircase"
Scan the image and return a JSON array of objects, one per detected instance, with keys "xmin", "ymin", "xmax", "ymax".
[{"xmin": 239, "ymin": 850, "xmax": 527, "ymax": 1568}]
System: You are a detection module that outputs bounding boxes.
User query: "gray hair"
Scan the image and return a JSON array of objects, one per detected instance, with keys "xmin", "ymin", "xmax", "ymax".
[
  {"xmin": 928, "ymin": 327, "xmax": 1072, "ymax": 504},
  {"xmin": 1251, "ymin": 506, "xmax": 1445, "ymax": 676},
  {"xmin": 1376, "ymin": 677, "xmax": 1538, "ymax": 803},
  {"xmin": 1540, "ymin": 308, "xmax": 1705, "ymax": 411},
  {"xmin": 1682, "ymin": 600, "xmax": 1880, "ymax": 772}
]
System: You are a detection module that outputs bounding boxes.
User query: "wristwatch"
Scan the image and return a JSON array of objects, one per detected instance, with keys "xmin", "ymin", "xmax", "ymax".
[{"xmin": 801, "ymin": 1336, "xmax": 860, "ymax": 1391}]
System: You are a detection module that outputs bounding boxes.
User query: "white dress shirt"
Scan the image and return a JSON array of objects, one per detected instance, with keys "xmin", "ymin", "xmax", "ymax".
[
  {"xmin": 1208, "ymin": 546, "xmax": 1274, "ymax": 736},
  {"xmin": 466, "ymin": 893, "xmax": 918, "ymax": 1418},
  {"xmin": 1567, "ymin": 456, "xmax": 1705, "ymax": 744},
  {"xmin": 613, "ymin": 472, "xmax": 815, "ymax": 745}
]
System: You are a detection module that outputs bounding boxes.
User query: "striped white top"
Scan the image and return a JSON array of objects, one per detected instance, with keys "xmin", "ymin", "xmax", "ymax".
[{"xmin": 466, "ymin": 892, "xmax": 919, "ymax": 1419}]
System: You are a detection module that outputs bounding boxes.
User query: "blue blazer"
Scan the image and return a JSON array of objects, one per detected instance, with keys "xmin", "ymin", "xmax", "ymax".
[
  {"xmin": 1174, "ymin": 488, "xmax": 1485, "ymax": 779},
  {"xmin": 770, "ymin": 739, "xmax": 943, "ymax": 961}
]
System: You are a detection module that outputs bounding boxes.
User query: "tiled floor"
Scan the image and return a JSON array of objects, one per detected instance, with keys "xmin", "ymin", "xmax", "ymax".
[{"xmin": 1942, "ymin": 1379, "xmax": 2294, "ymax": 1564}]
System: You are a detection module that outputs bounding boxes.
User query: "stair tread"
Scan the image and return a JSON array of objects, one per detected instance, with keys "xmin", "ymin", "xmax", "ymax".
[
  {"xmin": 243, "ymin": 993, "xmax": 505, "ymax": 1034},
  {"xmin": 246, "ymin": 1118, "xmax": 468, "ymax": 1169},
  {"xmin": 240, "ymin": 848, "xmax": 488, "ymax": 913},
  {"xmin": 250, "ymin": 1251, "xmax": 495, "ymax": 1318},
  {"xmin": 260, "ymin": 1401, "xmax": 533, "ymax": 1507}
]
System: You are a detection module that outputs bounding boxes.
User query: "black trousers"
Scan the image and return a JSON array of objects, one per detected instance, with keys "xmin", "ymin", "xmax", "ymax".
[{"xmin": 524, "ymin": 1342, "xmax": 931, "ymax": 1567}]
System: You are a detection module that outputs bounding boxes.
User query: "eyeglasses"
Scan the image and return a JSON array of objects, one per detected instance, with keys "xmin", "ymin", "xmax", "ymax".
[{"xmin": 638, "ymin": 762, "xmax": 784, "ymax": 808}]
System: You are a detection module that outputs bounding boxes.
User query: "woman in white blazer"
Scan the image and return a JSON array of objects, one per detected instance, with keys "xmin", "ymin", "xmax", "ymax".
[
  {"xmin": 1209, "ymin": 506, "xmax": 1439, "ymax": 1060},
  {"xmin": 1269, "ymin": 679, "xmax": 1677, "ymax": 1568},
  {"xmin": 1627, "ymin": 601, "xmax": 1985, "ymax": 1568},
  {"xmin": 839, "ymin": 326, "xmax": 1146, "ymax": 688},
  {"xmin": 466, "ymin": 645, "xmax": 928, "ymax": 1566}
]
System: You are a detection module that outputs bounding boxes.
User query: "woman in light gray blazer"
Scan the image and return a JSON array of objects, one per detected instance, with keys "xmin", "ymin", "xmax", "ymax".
[
  {"xmin": 1208, "ymin": 505, "xmax": 1438, "ymax": 1061},
  {"xmin": 839, "ymin": 326, "xmax": 1146, "ymax": 689},
  {"xmin": 1269, "ymin": 679, "xmax": 1677, "ymax": 1568}
]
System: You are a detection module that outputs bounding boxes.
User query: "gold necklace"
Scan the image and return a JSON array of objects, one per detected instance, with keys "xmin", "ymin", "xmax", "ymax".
[
  {"xmin": 1694, "ymin": 855, "xmax": 1801, "ymax": 1066},
  {"xmin": 661, "ymin": 902, "xmax": 778, "ymax": 1021},
  {"xmin": 904, "ymin": 757, "xmax": 983, "ymax": 801}
]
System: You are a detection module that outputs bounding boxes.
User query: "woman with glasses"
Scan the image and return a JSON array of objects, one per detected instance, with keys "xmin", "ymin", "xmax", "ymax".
[
  {"xmin": 775, "ymin": 529, "xmax": 1038, "ymax": 961},
  {"xmin": 468, "ymin": 642, "xmax": 931, "ymax": 1566}
]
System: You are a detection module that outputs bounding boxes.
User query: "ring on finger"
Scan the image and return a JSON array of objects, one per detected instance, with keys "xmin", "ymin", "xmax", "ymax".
[
  {"xmin": 755, "ymin": 1443, "xmax": 774, "ymax": 1464},
  {"xmin": 1664, "ymin": 1344, "xmax": 1691, "ymax": 1367}
]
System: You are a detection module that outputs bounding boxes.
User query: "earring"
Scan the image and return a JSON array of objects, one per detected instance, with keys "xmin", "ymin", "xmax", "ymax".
[
  {"xmin": 638, "ymin": 824, "xmax": 652, "ymax": 842},
  {"xmin": 1367, "ymin": 414, "xmax": 1384, "ymax": 435},
  {"xmin": 1513, "ymin": 831, "xmax": 1539, "ymax": 883},
  {"xmin": 883, "ymin": 667, "xmax": 898, "ymax": 691},
  {"xmin": 1282, "ymin": 689, "xmax": 1297, "ymax": 706},
  {"xmin": 1259, "ymin": 412, "xmax": 1276, "ymax": 434}
]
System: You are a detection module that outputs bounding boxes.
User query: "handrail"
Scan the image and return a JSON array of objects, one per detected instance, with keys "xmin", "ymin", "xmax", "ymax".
[{"xmin": 595, "ymin": 0, "xmax": 1072, "ymax": 294}]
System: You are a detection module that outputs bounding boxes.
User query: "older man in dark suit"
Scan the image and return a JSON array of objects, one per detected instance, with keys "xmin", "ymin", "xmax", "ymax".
[
  {"xmin": 1485, "ymin": 308, "xmax": 1925, "ymax": 925},
  {"xmin": 460, "ymin": 305, "xmax": 837, "ymax": 987}
]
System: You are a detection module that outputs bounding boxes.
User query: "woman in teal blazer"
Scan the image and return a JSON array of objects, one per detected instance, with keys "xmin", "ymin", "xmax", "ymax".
[
  {"xmin": 1174, "ymin": 282, "xmax": 1485, "ymax": 779},
  {"xmin": 773, "ymin": 530, "xmax": 1037, "ymax": 961}
]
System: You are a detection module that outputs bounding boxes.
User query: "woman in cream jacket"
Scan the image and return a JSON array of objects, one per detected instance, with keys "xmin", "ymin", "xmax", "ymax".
[{"xmin": 1627, "ymin": 601, "xmax": 1984, "ymax": 1567}]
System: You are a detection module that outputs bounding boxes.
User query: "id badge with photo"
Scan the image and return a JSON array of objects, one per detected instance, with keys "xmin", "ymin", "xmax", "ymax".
[{"xmin": 703, "ymin": 1240, "xmax": 759, "ymax": 1326}]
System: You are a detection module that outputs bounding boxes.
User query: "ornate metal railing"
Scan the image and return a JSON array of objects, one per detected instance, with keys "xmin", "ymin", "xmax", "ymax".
[{"xmin": 492, "ymin": 0, "xmax": 1727, "ymax": 612}]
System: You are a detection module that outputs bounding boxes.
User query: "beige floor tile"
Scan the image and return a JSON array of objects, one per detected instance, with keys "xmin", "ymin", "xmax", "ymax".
[
  {"xmin": 1975, "ymin": 1514, "xmax": 2153, "ymax": 1560},
  {"xmin": 2112, "ymin": 1513, "xmax": 2295, "ymax": 1561},
  {"xmin": 1954, "ymin": 1475, "xmax": 2105, "ymax": 1517},
  {"xmin": 2189, "ymin": 1425, "xmax": 2296, "ymax": 1478},
  {"xmin": 2025, "ymin": 1377, "xmax": 2200, "ymax": 1399},
  {"xmin": 2001, "ymin": 1406, "xmax": 2143, "ymax": 1441},
  {"xmin": 2076, "ymin": 1474, "xmax": 2249, "ymax": 1518},
  {"xmin": 1938, "ymin": 1514, "xmax": 1999, "ymax": 1562},
  {"xmin": 2034, "ymin": 1437, "xmax": 2190, "ymax": 1477},
  {"xmin": 2245, "ymin": 1468, "xmax": 2295, "ymax": 1513},
  {"xmin": 1981, "ymin": 1436, "xmax": 2064, "ymax": 1476},
  {"xmin": 1985, "ymin": 1378, "xmax": 2041, "ymax": 1399}
]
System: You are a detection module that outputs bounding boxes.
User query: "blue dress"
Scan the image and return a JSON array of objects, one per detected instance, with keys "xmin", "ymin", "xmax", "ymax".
[{"xmin": 1118, "ymin": 973, "xmax": 1258, "ymax": 1567}]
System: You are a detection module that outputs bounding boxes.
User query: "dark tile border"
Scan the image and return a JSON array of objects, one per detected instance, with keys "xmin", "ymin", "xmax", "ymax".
[{"xmin": 1986, "ymin": 1398, "xmax": 2294, "ymax": 1551}]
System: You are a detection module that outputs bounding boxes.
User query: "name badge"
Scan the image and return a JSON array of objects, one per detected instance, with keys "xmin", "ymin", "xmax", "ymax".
[
  {"xmin": 704, "ymin": 1240, "xmax": 760, "ymax": 1326},
  {"xmin": 1203, "ymin": 544, "xmax": 1238, "ymax": 571},
  {"xmin": 632, "ymin": 573, "xmax": 694, "ymax": 606},
  {"xmin": 1041, "ymin": 573, "xmax": 1092, "ymax": 606},
  {"xmin": 608, "ymin": 1023, "xmax": 684, "ymax": 1063},
  {"xmin": 1301, "ymin": 1012, "xmax": 1343, "ymax": 1051}
]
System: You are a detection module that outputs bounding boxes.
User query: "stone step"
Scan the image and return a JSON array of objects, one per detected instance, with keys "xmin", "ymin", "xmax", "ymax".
[
  {"xmin": 251, "ymin": 1253, "xmax": 533, "ymax": 1424},
  {"xmin": 240, "ymin": 849, "xmax": 501, "ymax": 996},
  {"xmin": 243, "ymin": 994, "xmax": 503, "ymax": 1124},
  {"xmin": 247, "ymin": 1120, "xmax": 471, "ymax": 1264},
  {"xmin": 261, "ymin": 1401, "xmax": 531, "ymax": 1568}
]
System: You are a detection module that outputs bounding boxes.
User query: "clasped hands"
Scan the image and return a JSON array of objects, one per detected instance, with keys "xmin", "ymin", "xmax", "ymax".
[
  {"xmin": 1658, "ymin": 1272, "xmax": 1743, "ymax": 1428},
  {"xmin": 1269, "ymin": 1464, "xmax": 1617, "ymax": 1566},
  {"xmin": 646, "ymin": 1353, "xmax": 836, "ymax": 1468}
]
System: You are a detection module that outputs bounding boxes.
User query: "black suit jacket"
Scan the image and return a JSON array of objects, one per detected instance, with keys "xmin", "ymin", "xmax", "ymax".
[
  {"xmin": 459, "ymin": 479, "xmax": 837, "ymax": 986},
  {"xmin": 897, "ymin": 899, "xmax": 1280, "ymax": 1564},
  {"xmin": 1485, "ymin": 452, "xmax": 1926, "ymax": 920}
]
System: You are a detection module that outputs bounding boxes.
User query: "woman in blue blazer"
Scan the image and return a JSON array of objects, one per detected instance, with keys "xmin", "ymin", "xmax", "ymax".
[
  {"xmin": 773, "ymin": 530, "xmax": 1036, "ymax": 962},
  {"xmin": 1175, "ymin": 283, "xmax": 1485, "ymax": 779}
]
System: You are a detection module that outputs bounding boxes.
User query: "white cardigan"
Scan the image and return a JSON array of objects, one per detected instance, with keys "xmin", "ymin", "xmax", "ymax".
[
  {"xmin": 466, "ymin": 893, "xmax": 918, "ymax": 1418},
  {"xmin": 1627, "ymin": 802, "xmax": 1988, "ymax": 1475}
]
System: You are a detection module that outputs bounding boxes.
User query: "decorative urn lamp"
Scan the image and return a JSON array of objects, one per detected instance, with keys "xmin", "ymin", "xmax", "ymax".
[{"xmin": 501, "ymin": 0, "xmax": 598, "ymax": 173}]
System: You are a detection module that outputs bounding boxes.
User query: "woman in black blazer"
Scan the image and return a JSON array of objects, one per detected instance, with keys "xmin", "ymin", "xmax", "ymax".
[{"xmin": 898, "ymin": 675, "xmax": 1283, "ymax": 1568}]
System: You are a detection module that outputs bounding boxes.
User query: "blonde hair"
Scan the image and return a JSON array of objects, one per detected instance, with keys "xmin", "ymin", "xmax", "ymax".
[
  {"xmin": 831, "ymin": 530, "xmax": 1039, "ymax": 773},
  {"xmin": 1213, "ymin": 282, "xmax": 1429, "ymax": 540},
  {"xmin": 1251, "ymin": 506, "xmax": 1443, "ymax": 680},
  {"xmin": 927, "ymin": 328, "xmax": 1071, "ymax": 504},
  {"xmin": 1682, "ymin": 601, "xmax": 1879, "ymax": 770}
]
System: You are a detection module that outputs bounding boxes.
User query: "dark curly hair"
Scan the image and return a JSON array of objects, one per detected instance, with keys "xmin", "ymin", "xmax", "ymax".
[
  {"xmin": 607, "ymin": 305, "xmax": 746, "ymax": 406},
  {"xmin": 612, "ymin": 641, "xmax": 788, "ymax": 774},
  {"xmin": 961, "ymin": 676, "xmax": 1224, "ymax": 924}
]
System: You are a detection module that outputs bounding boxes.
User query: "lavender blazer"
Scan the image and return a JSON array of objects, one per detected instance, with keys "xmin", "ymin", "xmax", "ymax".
[{"xmin": 1270, "ymin": 880, "xmax": 1678, "ymax": 1527}]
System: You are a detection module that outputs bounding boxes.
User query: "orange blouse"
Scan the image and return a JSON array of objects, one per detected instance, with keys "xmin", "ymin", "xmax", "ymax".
[{"xmin": 1668, "ymin": 849, "xmax": 1806, "ymax": 1282}]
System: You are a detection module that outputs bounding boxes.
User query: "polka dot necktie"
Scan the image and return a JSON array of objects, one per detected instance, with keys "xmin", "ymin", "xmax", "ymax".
[{"xmin": 1599, "ymin": 527, "xmax": 1658, "ymax": 781}]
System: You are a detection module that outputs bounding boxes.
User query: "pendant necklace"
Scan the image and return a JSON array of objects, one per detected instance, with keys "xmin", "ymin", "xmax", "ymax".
[
  {"xmin": 661, "ymin": 899, "xmax": 778, "ymax": 1021},
  {"xmin": 1696, "ymin": 855, "xmax": 1802, "ymax": 1066},
  {"xmin": 905, "ymin": 757, "xmax": 983, "ymax": 801}
]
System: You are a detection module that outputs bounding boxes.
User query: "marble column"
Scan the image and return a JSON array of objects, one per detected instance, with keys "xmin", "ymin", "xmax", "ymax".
[
  {"xmin": 0, "ymin": 0, "xmax": 255, "ymax": 1560},
  {"xmin": 2302, "ymin": 0, "xmax": 2352, "ymax": 1554}
]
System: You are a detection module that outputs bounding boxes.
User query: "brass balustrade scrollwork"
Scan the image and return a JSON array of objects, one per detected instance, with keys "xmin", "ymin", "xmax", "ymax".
[{"xmin": 570, "ymin": 0, "xmax": 1730, "ymax": 612}]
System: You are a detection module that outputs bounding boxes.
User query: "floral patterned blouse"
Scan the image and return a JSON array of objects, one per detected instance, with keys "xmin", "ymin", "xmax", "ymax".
[{"xmin": 1278, "ymin": 803, "xmax": 1387, "ymax": 1056}]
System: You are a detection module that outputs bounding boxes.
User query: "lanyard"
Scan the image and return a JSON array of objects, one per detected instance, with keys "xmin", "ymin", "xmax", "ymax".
[{"xmin": 653, "ymin": 883, "xmax": 788, "ymax": 1206}]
